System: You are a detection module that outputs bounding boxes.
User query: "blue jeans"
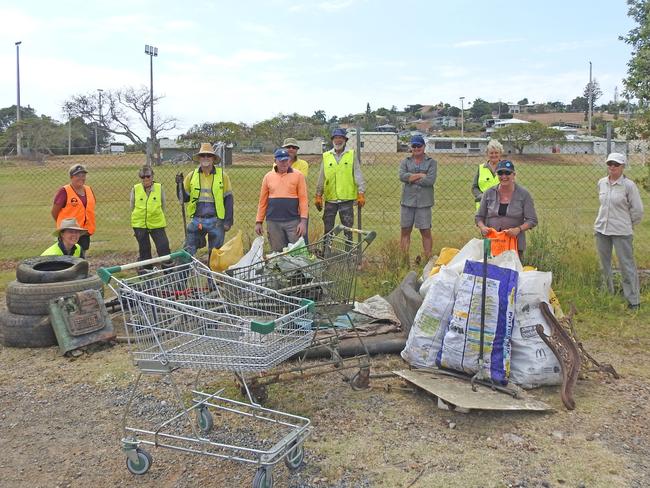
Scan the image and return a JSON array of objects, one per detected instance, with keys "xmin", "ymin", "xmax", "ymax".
[{"xmin": 184, "ymin": 216, "xmax": 225, "ymax": 255}]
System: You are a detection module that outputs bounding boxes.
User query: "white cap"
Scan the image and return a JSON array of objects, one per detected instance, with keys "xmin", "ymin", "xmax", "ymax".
[{"xmin": 606, "ymin": 152, "xmax": 626, "ymax": 166}]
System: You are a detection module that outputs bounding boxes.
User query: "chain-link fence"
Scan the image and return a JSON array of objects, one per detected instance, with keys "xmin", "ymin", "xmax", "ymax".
[{"xmin": 1, "ymin": 138, "xmax": 649, "ymax": 266}]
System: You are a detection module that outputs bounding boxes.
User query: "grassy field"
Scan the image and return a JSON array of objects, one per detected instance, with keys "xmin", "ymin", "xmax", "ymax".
[{"xmin": 1, "ymin": 153, "xmax": 649, "ymax": 266}]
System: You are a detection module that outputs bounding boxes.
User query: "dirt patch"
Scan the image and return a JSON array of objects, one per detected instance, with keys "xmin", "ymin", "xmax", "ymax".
[{"xmin": 1, "ymin": 336, "xmax": 649, "ymax": 488}]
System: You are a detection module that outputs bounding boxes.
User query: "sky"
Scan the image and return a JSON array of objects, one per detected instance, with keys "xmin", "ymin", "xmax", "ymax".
[{"xmin": 0, "ymin": 0, "xmax": 637, "ymax": 139}]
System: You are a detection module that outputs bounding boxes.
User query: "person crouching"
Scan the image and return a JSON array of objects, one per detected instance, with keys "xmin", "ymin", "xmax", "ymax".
[{"xmin": 42, "ymin": 218, "xmax": 87, "ymax": 257}]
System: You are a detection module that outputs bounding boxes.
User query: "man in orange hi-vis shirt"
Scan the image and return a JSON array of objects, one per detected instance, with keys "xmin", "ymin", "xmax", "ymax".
[{"xmin": 255, "ymin": 148, "xmax": 308, "ymax": 252}]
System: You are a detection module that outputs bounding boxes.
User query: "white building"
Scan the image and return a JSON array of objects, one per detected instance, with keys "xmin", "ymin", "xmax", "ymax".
[
  {"xmin": 346, "ymin": 130, "xmax": 397, "ymax": 153},
  {"xmin": 295, "ymin": 137, "xmax": 325, "ymax": 154},
  {"xmin": 426, "ymin": 137, "xmax": 489, "ymax": 154},
  {"xmin": 486, "ymin": 118, "xmax": 530, "ymax": 134}
]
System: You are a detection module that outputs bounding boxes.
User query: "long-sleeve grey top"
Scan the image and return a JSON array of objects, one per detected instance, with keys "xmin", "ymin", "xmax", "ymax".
[
  {"xmin": 315, "ymin": 147, "xmax": 366, "ymax": 198},
  {"xmin": 398, "ymin": 155, "xmax": 437, "ymax": 207},
  {"xmin": 594, "ymin": 175, "xmax": 644, "ymax": 236},
  {"xmin": 475, "ymin": 184, "xmax": 538, "ymax": 251}
]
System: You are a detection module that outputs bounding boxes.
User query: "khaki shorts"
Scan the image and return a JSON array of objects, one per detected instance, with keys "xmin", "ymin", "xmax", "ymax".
[{"xmin": 400, "ymin": 205, "xmax": 432, "ymax": 229}]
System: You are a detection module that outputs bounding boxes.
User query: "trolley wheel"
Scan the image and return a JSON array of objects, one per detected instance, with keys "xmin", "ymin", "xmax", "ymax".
[
  {"xmin": 125, "ymin": 448, "xmax": 152, "ymax": 475},
  {"xmin": 252, "ymin": 467, "xmax": 273, "ymax": 488},
  {"xmin": 284, "ymin": 442, "xmax": 305, "ymax": 471},
  {"xmin": 350, "ymin": 369, "xmax": 370, "ymax": 391},
  {"xmin": 197, "ymin": 406, "xmax": 213, "ymax": 434}
]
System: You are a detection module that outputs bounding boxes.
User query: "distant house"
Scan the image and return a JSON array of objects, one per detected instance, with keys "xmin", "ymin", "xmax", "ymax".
[
  {"xmin": 375, "ymin": 123, "xmax": 397, "ymax": 133},
  {"xmin": 486, "ymin": 118, "xmax": 530, "ymax": 134},
  {"xmin": 295, "ymin": 137, "xmax": 325, "ymax": 154},
  {"xmin": 432, "ymin": 116, "xmax": 457, "ymax": 128},
  {"xmin": 159, "ymin": 137, "xmax": 192, "ymax": 162},
  {"xmin": 426, "ymin": 137, "xmax": 489, "ymax": 154},
  {"xmin": 346, "ymin": 130, "xmax": 398, "ymax": 153}
]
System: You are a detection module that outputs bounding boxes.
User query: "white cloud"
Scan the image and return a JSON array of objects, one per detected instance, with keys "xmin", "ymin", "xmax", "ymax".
[{"xmin": 318, "ymin": 0, "xmax": 359, "ymax": 12}]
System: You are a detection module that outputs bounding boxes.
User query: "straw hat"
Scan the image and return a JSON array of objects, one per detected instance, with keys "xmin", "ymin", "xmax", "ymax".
[
  {"xmin": 193, "ymin": 142, "xmax": 220, "ymax": 162},
  {"xmin": 53, "ymin": 218, "xmax": 88, "ymax": 236}
]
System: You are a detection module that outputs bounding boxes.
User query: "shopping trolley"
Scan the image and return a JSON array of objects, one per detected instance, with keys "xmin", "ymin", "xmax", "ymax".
[
  {"xmin": 227, "ymin": 225, "xmax": 377, "ymax": 401},
  {"xmin": 98, "ymin": 251, "xmax": 314, "ymax": 488}
]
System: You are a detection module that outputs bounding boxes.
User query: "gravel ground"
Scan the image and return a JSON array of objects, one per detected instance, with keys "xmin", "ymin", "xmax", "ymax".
[{"xmin": 1, "ymin": 335, "xmax": 649, "ymax": 488}]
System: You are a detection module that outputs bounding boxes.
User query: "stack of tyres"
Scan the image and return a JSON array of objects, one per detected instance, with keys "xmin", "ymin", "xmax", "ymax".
[{"xmin": 0, "ymin": 256, "xmax": 103, "ymax": 348}]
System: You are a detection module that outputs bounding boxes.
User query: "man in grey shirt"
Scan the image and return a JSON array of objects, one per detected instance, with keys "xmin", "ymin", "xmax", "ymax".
[
  {"xmin": 594, "ymin": 152, "xmax": 644, "ymax": 309},
  {"xmin": 398, "ymin": 135, "xmax": 437, "ymax": 261}
]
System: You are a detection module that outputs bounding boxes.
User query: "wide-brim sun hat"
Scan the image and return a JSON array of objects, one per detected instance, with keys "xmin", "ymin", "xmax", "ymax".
[
  {"xmin": 53, "ymin": 217, "xmax": 88, "ymax": 236},
  {"xmin": 193, "ymin": 142, "xmax": 220, "ymax": 162},
  {"xmin": 282, "ymin": 137, "xmax": 300, "ymax": 149}
]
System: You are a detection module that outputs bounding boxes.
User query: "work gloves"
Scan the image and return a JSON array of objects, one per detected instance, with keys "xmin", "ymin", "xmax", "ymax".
[
  {"xmin": 357, "ymin": 193, "xmax": 366, "ymax": 208},
  {"xmin": 314, "ymin": 195, "xmax": 323, "ymax": 212}
]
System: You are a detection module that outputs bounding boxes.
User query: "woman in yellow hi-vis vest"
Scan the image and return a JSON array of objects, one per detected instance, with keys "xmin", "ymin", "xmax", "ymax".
[
  {"xmin": 41, "ymin": 218, "xmax": 86, "ymax": 257},
  {"xmin": 130, "ymin": 165, "xmax": 171, "ymax": 268},
  {"xmin": 471, "ymin": 139, "xmax": 503, "ymax": 210},
  {"xmin": 314, "ymin": 128, "xmax": 366, "ymax": 242}
]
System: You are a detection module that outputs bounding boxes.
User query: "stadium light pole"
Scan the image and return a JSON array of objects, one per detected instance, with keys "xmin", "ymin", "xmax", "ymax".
[
  {"xmin": 15, "ymin": 41, "xmax": 22, "ymax": 157},
  {"xmin": 145, "ymin": 44, "xmax": 158, "ymax": 166},
  {"xmin": 95, "ymin": 88, "xmax": 103, "ymax": 154},
  {"xmin": 588, "ymin": 61, "xmax": 593, "ymax": 137},
  {"xmin": 459, "ymin": 96, "xmax": 465, "ymax": 138}
]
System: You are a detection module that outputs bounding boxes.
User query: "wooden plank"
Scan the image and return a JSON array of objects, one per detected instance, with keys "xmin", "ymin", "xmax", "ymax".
[{"xmin": 394, "ymin": 369, "xmax": 552, "ymax": 412}]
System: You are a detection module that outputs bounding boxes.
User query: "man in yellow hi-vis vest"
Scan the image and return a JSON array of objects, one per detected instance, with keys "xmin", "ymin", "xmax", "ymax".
[
  {"xmin": 314, "ymin": 128, "xmax": 366, "ymax": 240},
  {"xmin": 180, "ymin": 143, "xmax": 234, "ymax": 256},
  {"xmin": 130, "ymin": 165, "xmax": 171, "ymax": 266}
]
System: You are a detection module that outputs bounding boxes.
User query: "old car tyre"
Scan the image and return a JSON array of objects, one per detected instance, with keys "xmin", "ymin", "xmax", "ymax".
[
  {"xmin": 0, "ymin": 309, "xmax": 56, "ymax": 348},
  {"xmin": 6, "ymin": 275, "xmax": 103, "ymax": 316},
  {"xmin": 16, "ymin": 256, "xmax": 89, "ymax": 284}
]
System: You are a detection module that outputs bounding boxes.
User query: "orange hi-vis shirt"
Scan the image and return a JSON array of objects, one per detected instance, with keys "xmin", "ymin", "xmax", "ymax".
[
  {"xmin": 57, "ymin": 184, "xmax": 96, "ymax": 235},
  {"xmin": 256, "ymin": 168, "xmax": 308, "ymax": 223}
]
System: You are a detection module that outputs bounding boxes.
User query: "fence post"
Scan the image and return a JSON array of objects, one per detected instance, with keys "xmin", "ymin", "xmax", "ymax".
[
  {"xmin": 606, "ymin": 122, "xmax": 612, "ymax": 155},
  {"xmin": 355, "ymin": 125, "xmax": 363, "ymax": 255}
]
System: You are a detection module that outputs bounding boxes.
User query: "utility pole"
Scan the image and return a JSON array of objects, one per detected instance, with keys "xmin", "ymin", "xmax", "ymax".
[
  {"xmin": 68, "ymin": 111, "xmax": 72, "ymax": 156},
  {"xmin": 145, "ymin": 44, "xmax": 158, "ymax": 166},
  {"xmin": 97, "ymin": 88, "xmax": 103, "ymax": 153},
  {"xmin": 460, "ymin": 96, "xmax": 465, "ymax": 137},
  {"xmin": 15, "ymin": 41, "xmax": 22, "ymax": 157},
  {"xmin": 587, "ymin": 61, "xmax": 594, "ymax": 135}
]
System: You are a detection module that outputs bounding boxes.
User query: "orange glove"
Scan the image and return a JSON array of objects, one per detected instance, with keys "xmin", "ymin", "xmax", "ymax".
[
  {"xmin": 357, "ymin": 193, "xmax": 366, "ymax": 208},
  {"xmin": 314, "ymin": 194, "xmax": 323, "ymax": 212}
]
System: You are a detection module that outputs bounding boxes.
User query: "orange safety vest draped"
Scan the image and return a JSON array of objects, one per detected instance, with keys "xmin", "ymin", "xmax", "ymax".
[
  {"xmin": 57, "ymin": 184, "xmax": 96, "ymax": 235},
  {"xmin": 486, "ymin": 228, "xmax": 518, "ymax": 256}
]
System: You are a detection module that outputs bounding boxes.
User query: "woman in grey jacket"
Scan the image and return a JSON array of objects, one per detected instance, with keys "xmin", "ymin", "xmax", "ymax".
[{"xmin": 476, "ymin": 160, "xmax": 538, "ymax": 261}]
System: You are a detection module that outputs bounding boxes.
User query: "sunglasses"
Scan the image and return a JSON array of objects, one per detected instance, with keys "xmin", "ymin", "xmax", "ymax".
[
  {"xmin": 285, "ymin": 146, "xmax": 299, "ymax": 150},
  {"xmin": 411, "ymin": 144, "xmax": 424, "ymax": 148},
  {"xmin": 606, "ymin": 162, "xmax": 622, "ymax": 167},
  {"xmin": 140, "ymin": 175, "xmax": 152, "ymax": 178},
  {"xmin": 497, "ymin": 171, "xmax": 513, "ymax": 176}
]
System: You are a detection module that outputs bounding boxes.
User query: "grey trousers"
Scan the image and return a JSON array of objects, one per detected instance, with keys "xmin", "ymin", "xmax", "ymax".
[
  {"xmin": 595, "ymin": 232, "xmax": 640, "ymax": 306},
  {"xmin": 267, "ymin": 219, "xmax": 300, "ymax": 252}
]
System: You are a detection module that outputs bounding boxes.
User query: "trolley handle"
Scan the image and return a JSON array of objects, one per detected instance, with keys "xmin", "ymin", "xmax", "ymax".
[
  {"xmin": 331, "ymin": 225, "xmax": 376, "ymax": 244},
  {"xmin": 97, "ymin": 250, "xmax": 193, "ymax": 284}
]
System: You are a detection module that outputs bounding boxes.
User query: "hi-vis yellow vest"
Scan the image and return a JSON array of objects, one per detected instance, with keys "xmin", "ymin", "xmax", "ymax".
[
  {"xmin": 475, "ymin": 163, "xmax": 499, "ymax": 210},
  {"xmin": 187, "ymin": 168, "xmax": 225, "ymax": 219},
  {"xmin": 41, "ymin": 242, "xmax": 82, "ymax": 257},
  {"xmin": 131, "ymin": 182, "xmax": 166, "ymax": 229},
  {"xmin": 322, "ymin": 150, "xmax": 357, "ymax": 201}
]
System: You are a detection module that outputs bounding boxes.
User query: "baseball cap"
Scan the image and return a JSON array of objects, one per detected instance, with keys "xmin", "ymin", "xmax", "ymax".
[
  {"xmin": 273, "ymin": 148, "xmax": 290, "ymax": 161},
  {"xmin": 410, "ymin": 135, "xmax": 425, "ymax": 146},
  {"xmin": 496, "ymin": 160, "xmax": 515, "ymax": 173},
  {"xmin": 606, "ymin": 152, "xmax": 626, "ymax": 166},
  {"xmin": 69, "ymin": 164, "xmax": 88, "ymax": 177}
]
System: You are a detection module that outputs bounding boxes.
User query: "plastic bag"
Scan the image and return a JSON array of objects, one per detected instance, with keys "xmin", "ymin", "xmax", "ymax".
[
  {"xmin": 229, "ymin": 236, "xmax": 264, "ymax": 271},
  {"xmin": 485, "ymin": 228, "xmax": 518, "ymax": 256},
  {"xmin": 210, "ymin": 230, "xmax": 244, "ymax": 272},
  {"xmin": 428, "ymin": 247, "xmax": 460, "ymax": 277}
]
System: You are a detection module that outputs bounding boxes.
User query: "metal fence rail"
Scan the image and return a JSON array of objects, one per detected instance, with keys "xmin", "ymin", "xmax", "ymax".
[{"xmin": 1, "ymin": 146, "xmax": 648, "ymax": 265}]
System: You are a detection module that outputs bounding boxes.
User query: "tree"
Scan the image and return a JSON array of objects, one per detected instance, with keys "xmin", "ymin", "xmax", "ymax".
[
  {"xmin": 494, "ymin": 121, "xmax": 564, "ymax": 154},
  {"xmin": 547, "ymin": 101, "xmax": 567, "ymax": 112},
  {"xmin": 252, "ymin": 113, "xmax": 323, "ymax": 146},
  {"xmin": 620, "ymin": 0, "xmax": 650, "ymax": 139},
  {"xmin": 491, "ymin": 101, "xmax": 509, "ymax": 117},
  {"xmin": 0, "ymin": 105, "xmax": 37, "ymax": 132},
  {"xmin": 312, "ymin": 110, "xmax": 327, "ymax": 123},
  {"xmin": 179, "ymin": 121, "xmax": 251, "ymax": 147},
  {"xmin": 64, "ymin": 86, "xmax": 178, "ymax": 164},
  {"xmin": 570, "ymin": 96, "xmax": 588, "ymax": 113},
  {"xmin": 1, "ymin": 116, "xmax": 67, "ymax": 157},
  {"xmin": 583, "ymin": 79, "xmax": 603, "ymax": 119},
  {"xmin": 517, "ymin": 98, "xmax": 529, "ymax": 105},
  {"xmin": 469, "ymin": 98, "xmax": 492, "ymax": 120},
  {"xmin": 404, "ymin": 104, "xmax": 423, "ymax": 114}
]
